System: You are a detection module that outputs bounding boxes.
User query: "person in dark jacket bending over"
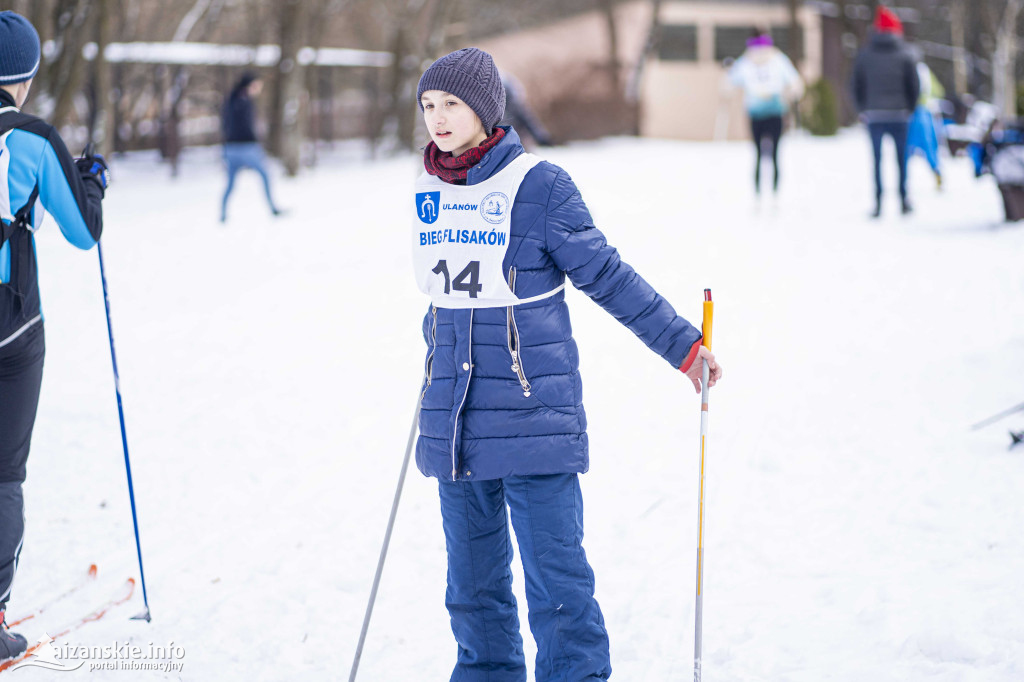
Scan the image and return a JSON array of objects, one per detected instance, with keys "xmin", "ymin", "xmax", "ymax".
[
  {"xmin": 852, "ymin": 6, "xmax": 920, "ymax": 217},
  {"xmin": 220, "ymin": 72, "xmax": 281, "ymax": 223},
  {"xmin": 0, "ymin": 11, "xmax": 108, "ymax": 661},
  {"xmin": 412, "ymin": 48, "xmax": 722, "ymax": 682}
]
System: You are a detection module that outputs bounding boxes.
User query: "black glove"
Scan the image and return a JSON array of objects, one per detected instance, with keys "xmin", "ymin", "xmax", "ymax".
[{"xmin": 75, "ymin": 154, "xmax": 110, "ymax": 195}]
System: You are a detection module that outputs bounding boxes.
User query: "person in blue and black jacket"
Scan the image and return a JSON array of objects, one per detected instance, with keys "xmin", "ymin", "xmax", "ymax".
[
  {"xmin": 411, "ymin": 48, "xmax": 722, "ymax": 681},
  {"xmin": 0, "ymin": 11, "xmax": 108, "ymax": 662},
  {"xmin": 220, "ymin": 72, "xmax": 281, "ymax": 223}
]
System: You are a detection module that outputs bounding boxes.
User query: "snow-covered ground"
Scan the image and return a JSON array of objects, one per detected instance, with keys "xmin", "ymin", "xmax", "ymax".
[{"xmin": 9, "ymin": 128, "xmax": 1024, "ymax": 681}]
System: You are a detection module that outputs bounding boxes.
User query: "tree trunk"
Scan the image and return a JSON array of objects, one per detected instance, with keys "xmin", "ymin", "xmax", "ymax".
[
  {"xmin": 271, "ymin": 0, "xmax": 307, "ymax": 176},
  {"xmin": 385, "ymin": 23, "xmax": 413, "ymax": 152},
  {"xmin": 92, "ymin": 0, "xmax": 114, "ymax": 153},
  {"xmin": 787, "ymin": 0, "xmax": 802, "ymax": 64},
  {"xmin": 624, "ymin": 0, "xmax": 662, "ymax": 135},
  {"xmin": 950, "ymin": 0, "xmax": 968, "ymax": 97},
  {"xmin": 9, "ymin": 0, "xmax": 32, "ymax": 17},
  {"xmin": 835, "ymin": 0, "xmax": 858, "ymax": 124},
  {"xmin": 597, "ymin": 0, "xmax": 621, "ymax": 94},
  {"xmin": 304, "ymin": 0, "xmax": 336, "ymax": 166},
  {"xmin": 993, "ymin": 0, "xmax": 1023, "ymax": 119},
  {"xmin": 112, "ymin": 63, "xmax": 125, "ymax": 154},
  {"xmin": 47, "ymin": 0, "xmax": 94, "ymax": 128}
]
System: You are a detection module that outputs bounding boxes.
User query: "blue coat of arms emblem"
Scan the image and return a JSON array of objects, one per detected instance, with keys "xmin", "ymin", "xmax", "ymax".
[{"xmin": 416, "ymin": 191, "xmax": 440, "ymax": 224}]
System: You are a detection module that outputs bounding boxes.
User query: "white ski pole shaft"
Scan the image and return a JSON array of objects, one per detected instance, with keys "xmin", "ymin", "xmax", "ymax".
[
  {"xmin": 694, "ymin": 288, "xmax": 713, "ymax": 682},
  {"xmin": 349, "ymin": 397, "xmax": 420, "ymax": 682}
]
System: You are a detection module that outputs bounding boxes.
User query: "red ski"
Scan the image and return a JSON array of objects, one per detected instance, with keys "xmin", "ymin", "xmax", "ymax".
[
  {"xmin": 7, "ymin": 564, "xmax": 99, "ymax": 628},
  {"xmin": 0, "ymin": 578, "xmax": 136, "ymax": 673}
]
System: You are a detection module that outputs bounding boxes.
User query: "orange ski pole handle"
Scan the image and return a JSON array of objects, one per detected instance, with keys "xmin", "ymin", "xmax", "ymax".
[{"xmin": 702, "ymin": 289, "xmax": 713, "ymax": 350}]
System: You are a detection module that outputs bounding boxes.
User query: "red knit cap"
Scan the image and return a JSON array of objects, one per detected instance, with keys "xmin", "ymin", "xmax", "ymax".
[{"xmin": 874, "ymin": 6, "xmax": 903, "ymax": 35}]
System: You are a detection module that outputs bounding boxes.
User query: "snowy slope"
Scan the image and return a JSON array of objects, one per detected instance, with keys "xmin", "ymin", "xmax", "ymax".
[{"xmin": 8, "ymin": 129, "xmax": 1024, "ymax": 681}]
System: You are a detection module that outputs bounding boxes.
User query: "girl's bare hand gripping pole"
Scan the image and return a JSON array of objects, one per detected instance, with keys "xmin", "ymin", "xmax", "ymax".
[{"xmin": 694, "ymin": 288, "xmax": 713, "ymax": 682}]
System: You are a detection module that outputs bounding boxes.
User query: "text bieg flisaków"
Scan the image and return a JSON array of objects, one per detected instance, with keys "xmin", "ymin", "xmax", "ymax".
[{"xmin": 419, "ymin": 228, "xmax": 506, "ymax": 247}]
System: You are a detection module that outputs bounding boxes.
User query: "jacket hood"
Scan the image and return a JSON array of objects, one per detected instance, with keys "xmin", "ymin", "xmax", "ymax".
[
  {"xmin": 746, "ymin": 44, "xmax": 781, "ymax": 66},
  {"xmin": 870, "ymin": 32, "xmax": 902, "ymax": 51}
]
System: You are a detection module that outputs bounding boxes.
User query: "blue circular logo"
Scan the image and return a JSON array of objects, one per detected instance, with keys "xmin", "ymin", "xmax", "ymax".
[{"xmin": 480, "ymin": 192, "xmax": 509, "ymax": 224}]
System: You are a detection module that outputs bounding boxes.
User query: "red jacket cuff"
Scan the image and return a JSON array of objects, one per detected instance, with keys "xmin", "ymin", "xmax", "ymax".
[{"xmin": 679, "ymin": 338, "xmax": 703, "ymax": 373}]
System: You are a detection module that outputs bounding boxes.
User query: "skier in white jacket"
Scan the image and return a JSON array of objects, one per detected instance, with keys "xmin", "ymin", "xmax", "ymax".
[{"xmin": 728, "ymin": 30, "xmax": 804, "ymax": 196}]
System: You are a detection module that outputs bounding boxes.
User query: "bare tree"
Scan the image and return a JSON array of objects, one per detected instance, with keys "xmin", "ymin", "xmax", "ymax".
[
  {"xmin": 269, "ymin": 0, "xmax": 307, "ymax": 176},
  {"xmin": 158, "ymin": 0, "xmax": 226, "ymax": 175},
  {"xmin": 9, "ymin": 0, "xmax": 33, "ymax": 18},
  {"xmin": 596, "ymin": 0, "xmax": 621, "ymax": 94},
  {"xmin": 949, "ymin": 0, "xmax": 969, "ymax": 96},
  {"xmin": 108, "ymin": 0, "xmax": 184, "ymax": 155},
  {"xmin": 979, "ymin": 0, "xmax": 1024, "ymax": 118},
  {"xmin": 44, "ymin": 0, "xmax": 95, "ymax": 127},
  {"xmin": 303, "ymin": 0, "xmax": 335, "ymax": 164},
  {"xmin": 89, "ymin": 0, "xmax": 114, "ymax": 153},
  {"xmin": 366, "ymin": 0, "xmax": 467, "ymax": 154},
  {"xmin": 625, "ymin": 0, "xmax": 661, "ymax": 102},
  {"xmin": 787, "ymin": 0, "xmax": 803, "ymax": 63}
]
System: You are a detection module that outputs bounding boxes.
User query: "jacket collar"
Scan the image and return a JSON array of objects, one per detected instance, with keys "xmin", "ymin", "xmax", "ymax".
[
  {"xmin": 0, "ymin": 89, "xmax": 18, "ymax": 110},
  {"xmin": 466, "ymin": 126, "xmax": 525, "ymax": 185}
]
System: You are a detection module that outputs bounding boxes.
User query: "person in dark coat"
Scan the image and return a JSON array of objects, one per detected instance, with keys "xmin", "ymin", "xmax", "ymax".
[
  {"xmin": 852, "ymin": 6, "xmax": 920, "ymax": 217},
  {"xmin": 499, "ymin": 72, "xmax": 554, "ymax": 148},
  {"xmin": 412, "ymin": 47, "xmax": 722, "ymax": 681},
  {"xmin": 0, "ymin": 11, "xmax": 107, "ymax": 662},
  {"xmin": 220, "ymin": 72, "xmax": 281, "ymax": 222}
]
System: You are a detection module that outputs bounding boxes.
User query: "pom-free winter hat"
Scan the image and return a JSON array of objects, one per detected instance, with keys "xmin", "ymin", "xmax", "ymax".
[
  {"xmin": 873, "ymin": 6, "xmax": 903, "ymax": 35},
  {"xmin": 417, "ymin": 47, "xmax": 506, "ymax": 132},
  {"xmin": 0, "ymin": 11, "xmax": 41, "ymax": 85}
]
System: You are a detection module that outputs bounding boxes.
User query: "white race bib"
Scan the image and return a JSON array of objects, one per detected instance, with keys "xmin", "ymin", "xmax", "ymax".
[{"xmin": 412, "ymin": 153, "xmax": 563, "ymax": 309}]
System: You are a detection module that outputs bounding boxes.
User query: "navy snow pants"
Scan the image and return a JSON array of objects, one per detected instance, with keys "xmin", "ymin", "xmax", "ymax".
[
  {"xmin": 750, "ymin": 114, "xmax": 783, "ymax": 193},
  {"xmin": 0, "ymin": 322, "xmax": 44, "ymax": 609},
  {"xmin": 437, "ymin": 473, "xmax": 611, "ymax": 682},
  {"xmin": 868, "ymin": 120, "xmax": 910, "ymax": 203}
]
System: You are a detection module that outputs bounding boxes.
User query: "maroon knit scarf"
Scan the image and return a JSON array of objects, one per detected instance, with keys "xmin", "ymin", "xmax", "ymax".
[{"xmin": 423, "ymin": 128, "xmax": 506, "ymax": 184}]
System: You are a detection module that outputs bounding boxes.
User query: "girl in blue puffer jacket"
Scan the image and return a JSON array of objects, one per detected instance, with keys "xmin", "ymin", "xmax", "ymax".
[{"xmin": 412, "ymin": 48, "xmax": 722, "ymax": 682}]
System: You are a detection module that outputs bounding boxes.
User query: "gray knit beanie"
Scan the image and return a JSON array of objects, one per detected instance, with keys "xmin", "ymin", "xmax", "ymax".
[
  {"xmin": 416, "ymin": 48, "xmax": 506, "ymax": 132},
  {"xmin": 0, "ymin": 11, "xmax": 40, "ymax": 85}
]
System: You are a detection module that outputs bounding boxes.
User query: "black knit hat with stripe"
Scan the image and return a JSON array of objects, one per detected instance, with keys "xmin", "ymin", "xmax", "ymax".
[
  {"xmin": 0, "ymin": 12, "xmax": 40, "ymax": 85},
  {"xmin": 416, "ymin": 48, "xmax": 506, "ymax": 132}
]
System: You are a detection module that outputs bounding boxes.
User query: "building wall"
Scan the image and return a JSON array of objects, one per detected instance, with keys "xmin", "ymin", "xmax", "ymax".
[{"xmin": 641, "ymin": 2, "xmax": 822, "ymax": 141}]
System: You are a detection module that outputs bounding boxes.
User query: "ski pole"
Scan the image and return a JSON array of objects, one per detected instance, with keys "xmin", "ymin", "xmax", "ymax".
[
  {"xmin": 970, "ymin": 400, "xmax": 1024, "ymax": 430},
  {"xmin": 97, "ymin": 241, "xmax": 151, "ymax": 622},
  {"xmin": 694, "ymin": 288, "xmax": 713, "ymax": 682},
  {"xmin": 349, "ymin": 398, "xmax": 420, "ymax": 682}
]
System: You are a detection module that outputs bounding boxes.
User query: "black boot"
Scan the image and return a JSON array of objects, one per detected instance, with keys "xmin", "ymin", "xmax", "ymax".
[
  {"xmin": 0, "ymin": 610, "xmax": 27, "ymax": 661},
  {"xmin": 901, "ymin": 198, "xmax": 913, "ymax": 215}
]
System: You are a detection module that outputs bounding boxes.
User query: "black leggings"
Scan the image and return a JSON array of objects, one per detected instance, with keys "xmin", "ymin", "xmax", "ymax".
[
  {"xmin": 0, "ymin": 322, "xmax": 44, "ymax": 609},
  {"xmin": 751, "ymin": 115, "xmax": 783, "ymax": 193}
]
